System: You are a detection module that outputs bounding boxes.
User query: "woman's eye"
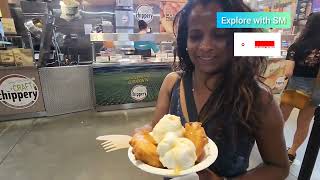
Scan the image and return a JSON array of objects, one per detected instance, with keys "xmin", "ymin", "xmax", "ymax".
[
  {"xmin": 212, "ymin": 31, "xmax": 228, "ymax": 39},
  {"xmin": 189, "ymin": 31, "xmax": 203, "ymax": 41}
]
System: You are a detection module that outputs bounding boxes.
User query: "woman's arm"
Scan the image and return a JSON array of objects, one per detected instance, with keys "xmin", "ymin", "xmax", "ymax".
[
  {"xmin": 133, "ymin": 72, "xmax": 180, "ymax": 133},
  {"xmin": 150, "ymin": 42, "xmax": 160, "ymax": 54},
  {"xmin": 197, "ymin": 90, "xmax": 289, "ymax": 180},
  {"xmin": 234, "ymin": 90, "xmax": 290, "ymax": 180},
  {"xmin": 284, "ymin": 60, "xmax": 295, "ymax": 78},
  {"xmin": 284, "ymin": 44, "xmax": 296, "ymax": 79}
]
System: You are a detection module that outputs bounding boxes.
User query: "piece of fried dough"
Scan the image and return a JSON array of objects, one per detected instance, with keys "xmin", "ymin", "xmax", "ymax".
[
  {"xmin": 129, "ymin": 131, "xmax": 163, "ymax": 168},
  {"xmin": 184, "ymin": 122, "xmax": 208, "ymax": 161}
]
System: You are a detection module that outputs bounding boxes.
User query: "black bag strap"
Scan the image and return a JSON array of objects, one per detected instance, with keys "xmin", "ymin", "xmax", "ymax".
[{"xmin": 181, "ymin": 72, "xmax": 199, "ymax": 122}]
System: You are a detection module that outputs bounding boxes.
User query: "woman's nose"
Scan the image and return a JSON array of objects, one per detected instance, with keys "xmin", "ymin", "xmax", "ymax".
[{"xmin": 199, "ymin": 37, "xmax": 214, "ymax": 51}]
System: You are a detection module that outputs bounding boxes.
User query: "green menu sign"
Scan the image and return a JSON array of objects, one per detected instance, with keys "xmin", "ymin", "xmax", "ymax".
[{"xmin": 93, "ymin": 63, "xmax": 172, "ymax": 107}]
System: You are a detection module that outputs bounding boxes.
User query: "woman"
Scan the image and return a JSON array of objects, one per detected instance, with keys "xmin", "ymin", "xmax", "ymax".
[
  {"xmin": 138, "ymin": 20, "xmax": 149, "ymax": 34},
  {"xmin": 134, "ymin": 20, "xmax": 159, "ymax": 57},
  {"xmin": 134, "ymin": 0, "xmax": 289, "ymax": 179},
  {"xmin": 280, "ymin": 12, "xmax": 320, "ymax": 164}
]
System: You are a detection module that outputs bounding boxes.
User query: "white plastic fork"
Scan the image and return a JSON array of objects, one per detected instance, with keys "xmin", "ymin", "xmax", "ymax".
[{"xmin": 96, "ymin": 135, "xmax": 132, "ymax": 152}]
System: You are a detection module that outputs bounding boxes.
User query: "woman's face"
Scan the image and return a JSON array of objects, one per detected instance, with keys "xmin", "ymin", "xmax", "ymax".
[{"xmin": 187, "ymin": 2, "xmax": 231, "ymax": 74}]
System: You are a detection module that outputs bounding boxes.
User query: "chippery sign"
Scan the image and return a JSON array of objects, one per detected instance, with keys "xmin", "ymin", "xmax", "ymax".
[
  {"xmin": 0, "ymin": 74, "xmax": 39, "ymax": 109},
  {"xmin": 135, "ymin": 5, "xmax": 154, "ymax": 23}
]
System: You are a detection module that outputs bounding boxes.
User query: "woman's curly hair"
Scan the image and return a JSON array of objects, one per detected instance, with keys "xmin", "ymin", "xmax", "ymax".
[{"xmin": 174, "ymin": 0, "xmax": 269, "ymax": 134}]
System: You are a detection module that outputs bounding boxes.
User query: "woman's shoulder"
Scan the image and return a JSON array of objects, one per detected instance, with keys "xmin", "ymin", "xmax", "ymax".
[
  {"xmin": 255, "ymin": 81, "xmax": 283, "ymax": 131},
  {"xmin": 257, "ymin": 81, "xmax": 273, "ymax": 105},
  {"xmin": 161, "ymin": 71, "xmax": 182, "ymax": 94},
  {"xmin": 164, "ymin": 71, "xmax": 182, "ymax": 82}
]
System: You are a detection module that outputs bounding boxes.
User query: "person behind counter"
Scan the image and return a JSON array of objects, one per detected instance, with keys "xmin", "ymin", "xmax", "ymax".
[
  {"xmin": 134, "ymin": 20, "xmax": 159, "ymax": 57},
  {"xmin": 133, "ymin": 0, "xmax": 289, "ymax": 179},
  {"xmin": 280, "ymin": 12, "xmax": 320, "ymax": 164}
]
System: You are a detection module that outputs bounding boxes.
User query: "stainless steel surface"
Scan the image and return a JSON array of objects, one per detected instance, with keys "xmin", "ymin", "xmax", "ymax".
[
  {"xmin": 20, "ymin": 1, "xmax": 48, "ymax": 15},
  {"xmin": 121, "ymin": 47, "xmax": 135, "ymax": 55},
  {"xmin": 91, "ymin": 43, "xmax": 96, "ymax": 62},
  {"xmin": 90, "ymin": 33, "xmax": 175, "ymax": 43},
  {"xmin": 0, "ymin": 112, "xmax": 46, "ymax": 122},
  {"xmin": 116, "ymin": 0, "xmax": 134, "ymax": 7},
  {"xmin": 39, "ymin": 66, "xmax": 94, "ymax": 116},
  {"xmin": 115, "ymin": 10, "xmax": 134, "ymax": 30},
  {"xmin": 160, "ymin": 41, "xmax": 174, "ymax": 53},
  {"xmin": 95, "ymin": 102, "xmax": 156, "ymax": 111}
]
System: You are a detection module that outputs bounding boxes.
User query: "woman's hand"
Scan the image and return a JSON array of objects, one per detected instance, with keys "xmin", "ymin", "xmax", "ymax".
[{"xmin": 132, "ymin": 123, "xmax": 153, "ymax": 135}]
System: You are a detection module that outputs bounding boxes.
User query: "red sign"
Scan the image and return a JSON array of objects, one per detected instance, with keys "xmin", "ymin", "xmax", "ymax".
[{"xmin": 255, "ymin": 41, "xmax": 275, "ymax": 48}]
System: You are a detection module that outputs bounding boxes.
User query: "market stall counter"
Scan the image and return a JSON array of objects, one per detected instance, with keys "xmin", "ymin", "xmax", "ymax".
[
  {"xmin": 93, "ymin": 61, "xmax": 172, "ymax": 111},
  {"xmin": 0, "ymin": 66, "xmax": 46, "ymax": 121},
  {"xmin": 0, "ymin": 65, "xmax": 94, "ymax": 121}
]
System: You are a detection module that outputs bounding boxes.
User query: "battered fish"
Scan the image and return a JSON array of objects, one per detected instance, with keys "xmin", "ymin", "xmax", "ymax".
[
  {"xmin": 184, "ymin": 122, "xmax": 208, "ymax": 162},
  {"xmin": 129, "ymin": 130, "xmax": 163, "ymax": 168}
]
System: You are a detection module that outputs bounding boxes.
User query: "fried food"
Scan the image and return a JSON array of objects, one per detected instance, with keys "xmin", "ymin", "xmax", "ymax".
[
  {"xmin": 129, "ymin": 130, "xmax": 163, "ymax": 168},
  {"xmin": 130, "ymin": 117, "xmax": 209, "ymax": 170},
  {"xmin": 184, "ymin": 122, "xmax": 208, "ymax": 161}
]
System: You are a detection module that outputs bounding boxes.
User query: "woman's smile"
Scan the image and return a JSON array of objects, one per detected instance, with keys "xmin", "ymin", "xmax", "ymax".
[{"xmin": 197, "ymin": 55, "xmax": 217, "ymax": 62}]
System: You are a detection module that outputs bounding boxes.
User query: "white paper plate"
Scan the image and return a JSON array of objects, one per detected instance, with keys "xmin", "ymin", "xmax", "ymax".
[{"xmin": 128, "ymin": 138, "xmax": 218, "ymax": 177}]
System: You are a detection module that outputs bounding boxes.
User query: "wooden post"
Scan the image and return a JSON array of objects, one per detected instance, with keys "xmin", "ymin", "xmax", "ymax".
[{"xmin": 0, "ymin": 0, "xmax": 11, "ymax": 18}]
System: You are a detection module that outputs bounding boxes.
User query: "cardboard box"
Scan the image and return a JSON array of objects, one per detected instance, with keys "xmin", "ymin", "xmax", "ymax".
[
  {"xmin": 0, "ymin": 50, "xmax": 15, "ymax": 65},
  {"xmin": 0, "ymin": 0, "xmax": 11, "ymax": 18},
  {"xmin": 2, "ymin": 18, "xmax": 17, "ymax": 34},
  {"xmin": 12, "ymin": 48, "xmax": 34, "ymax": 66}
]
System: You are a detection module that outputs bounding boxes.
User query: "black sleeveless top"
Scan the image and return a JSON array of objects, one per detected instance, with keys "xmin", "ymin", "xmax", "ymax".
[{"xmin": 169, "ymin": 72, "xmax": 255, "ymax": 178}]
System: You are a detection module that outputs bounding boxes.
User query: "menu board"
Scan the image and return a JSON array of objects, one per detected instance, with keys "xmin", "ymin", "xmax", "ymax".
[
  {"xmin": 1, "ymin": 18, "xmax": 17, "ymax": 34},
  {"xmin": 160, "ymin": 0, "xmax": 187, "ymax": 33}
]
